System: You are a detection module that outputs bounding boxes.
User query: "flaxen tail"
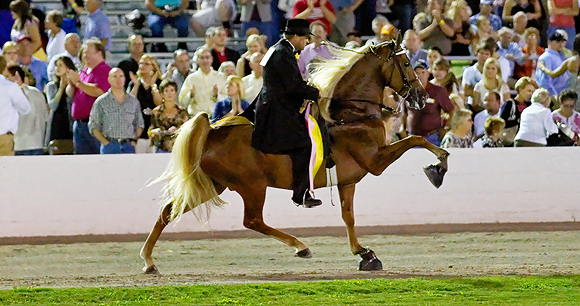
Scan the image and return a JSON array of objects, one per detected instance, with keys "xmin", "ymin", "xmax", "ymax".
[{"xmin": 152, "ymin": 112, "xmax": 227, "ymax": 222}]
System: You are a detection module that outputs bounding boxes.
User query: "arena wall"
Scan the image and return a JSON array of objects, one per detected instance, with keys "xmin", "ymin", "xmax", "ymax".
[{"xmin": 1, "ymin": 148, "xmax": 579, "ymax": 239}]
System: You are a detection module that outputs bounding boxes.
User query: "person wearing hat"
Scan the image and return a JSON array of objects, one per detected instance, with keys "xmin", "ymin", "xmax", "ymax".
[
  {"xmin": 401, "ymin": 60, "xmax": 455, "ymax": 146},
  {"xmin": 536, "ymin": 31, "xmax": 569, "ymax": 96},
  {"xmin": 249, "ymin": 18, "xmax": 323, "ymax": 208},
  {"xmin": 469, "ymin": 0, "xmax": 503, "ymax": 32}
]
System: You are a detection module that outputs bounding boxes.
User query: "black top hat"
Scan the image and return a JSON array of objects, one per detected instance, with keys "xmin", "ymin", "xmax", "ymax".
[{"xmin": 284, "ymin": 19, "xmax": 311, "ymax": 36}]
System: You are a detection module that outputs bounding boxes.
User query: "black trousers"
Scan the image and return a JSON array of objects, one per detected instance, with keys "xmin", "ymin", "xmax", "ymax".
[{"xmin": 288, "ymin": 146, "xmax": 311, "ymax": 202}]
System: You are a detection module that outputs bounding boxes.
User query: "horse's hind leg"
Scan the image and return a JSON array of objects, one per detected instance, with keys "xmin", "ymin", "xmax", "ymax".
[
  {"xmin": 140, "ymin": 203, "xmax": 179, "ymax": 274},
  {"xmin": 339, "ymin": 184, "xmax": 383, "ymax": 271},
  {"xmin": 239, "ymin": 188, "xmax": 312, "ymax": 258}
]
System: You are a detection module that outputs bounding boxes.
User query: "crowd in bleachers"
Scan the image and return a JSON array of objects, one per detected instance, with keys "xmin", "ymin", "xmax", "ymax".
[{"xmin": 1, "ymin": 0, "xmax": 580, "ymax": 156}]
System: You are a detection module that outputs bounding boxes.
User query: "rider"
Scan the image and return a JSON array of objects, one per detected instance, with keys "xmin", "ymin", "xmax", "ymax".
[{"xmin": 251, "ymin": 18, "xmax": 322, "ymax": 208}]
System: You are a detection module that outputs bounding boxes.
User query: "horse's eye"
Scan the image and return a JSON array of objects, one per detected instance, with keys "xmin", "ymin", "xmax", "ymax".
[{"xmin": 404, "ymin": 62, "xmax": 410, "ymax": 67}]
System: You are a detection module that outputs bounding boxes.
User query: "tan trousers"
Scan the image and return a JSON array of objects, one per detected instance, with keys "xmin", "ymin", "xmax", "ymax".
[{"xmin": 0, "ymin": 133, "xmax": 15, "ymax": 156}]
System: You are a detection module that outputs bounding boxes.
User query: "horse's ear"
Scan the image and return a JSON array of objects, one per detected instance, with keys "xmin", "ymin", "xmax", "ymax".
[{"xmin": 395, "ymin": 31, "xmax": 403, "ymax": 50}]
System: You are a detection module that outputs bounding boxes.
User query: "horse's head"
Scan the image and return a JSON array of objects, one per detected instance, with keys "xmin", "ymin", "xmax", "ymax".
[{"xmin": 371, "ymin": 42, "xmax": 428, "ymax": 110}]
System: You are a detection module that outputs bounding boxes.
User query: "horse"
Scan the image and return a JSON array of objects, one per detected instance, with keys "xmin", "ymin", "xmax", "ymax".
[{"xmin": 140, "ymin": 41, "xmax": 451, "ymax": 273}]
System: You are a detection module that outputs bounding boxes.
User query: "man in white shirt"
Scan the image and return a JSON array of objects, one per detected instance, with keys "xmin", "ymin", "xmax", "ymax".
[
  {"xmin": 473, "ymin": 91, "xmax": 500, "ymax": 138},
  {"xmin": 0, "ymin": 55, "xmax": 31, "ymax": 156},
  {"xmin": 47, "ymin": 33, "xmax": 81, "ymax": 81},
  {"xmin": 242, "ymin": 52, "xmax": 263, "ymax": 102},
  {"xmin": 6, "ymin": 65, "xmax": 49, "ymax": 155},
  {"xmin": 179, "ymin": 46, "xmax": 226, "ymax": 116},
  {"xmin": 462, "ymin": 42, "xmax": 492, "ymax": 106}
]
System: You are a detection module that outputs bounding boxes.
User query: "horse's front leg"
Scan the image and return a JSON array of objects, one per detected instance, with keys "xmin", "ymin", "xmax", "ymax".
[
  {"xmin": 338, "ymin": 184, "xmax": 383, "ymax": 271},
  {"xmin": 371, "ymin": 136, "xmax": 450, "ymax": 188}
]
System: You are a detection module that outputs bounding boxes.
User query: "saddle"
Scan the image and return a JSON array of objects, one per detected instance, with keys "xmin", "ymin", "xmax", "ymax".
[{"xmin": 210, "ymin": 116, "xmax": 253, "ymax": 129}]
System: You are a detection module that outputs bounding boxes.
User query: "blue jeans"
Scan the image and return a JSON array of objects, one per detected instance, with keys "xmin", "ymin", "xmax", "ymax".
[
  {"xmin": 548, "ymin": 25, "xmax": 576, "ymax": 50},
  {"xmin": 73, "ymin": 121, "xmax": 100, "ymax": 154},
  {"xmin": 100, "ymin": 140, "xmax": 136, "ymax": 154},
  {"xmin": 243, "ymin": 21, "xmax": 277, "ymax": 47},
  {"xmin": 15, "ymin": 149, "xmax": 44, "ymax": 155},
  {"xmin": 424, "ymin": 132, "xmax": 441, "ymax": 147},
  {"xmin": 149, "ymin": 13, "xmax": 190, "ymax": 37}
]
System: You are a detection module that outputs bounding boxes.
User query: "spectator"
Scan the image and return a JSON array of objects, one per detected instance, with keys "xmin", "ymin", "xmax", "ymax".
[
  {"xmin": 0, "ymin": 55, "xmax": 30, "ymax": 156},
  {"xmin": 426, "ymin": 46, "xmax": 443, "ymax": 72},
  {"xmin": 218, "ymin": 60, "xmax": 236, "ymax": 76},
  {"xmin": 6, "ymin": 65, "xmax": 48, "ymax": 155},
  {"xmin": 536, "ymin": 31, "xmax": 569, "ymax": 96},
  {"xmin": 162, "ymin": 49, "xmax": 193, "ymax": 93},
  {"xmin": 65, "ymin": 39, "xmax": 112, "ymax": 154},
  {"xmin": 403, "ymin": 30, "xmax": 427, "ymax": 68},
  {"xmin": 190, "ymin": 0, "xmax": 238, "ymax": 37},
  {"xmin": 502, "ymin": 0, "xmax": 542, "ymax": 29},
  {"xmin": 61, "ymin": 0, "xmax": 84, "ymax": 34},
  {"xmin": 293, "ymin": 0, "xmax": 337, "ymax": 34},
  {"xmin": 45, "ymin": 55, "xmax": 76, "ymax": 143},
  {"xmin": 117, "ymin": 34, "xmax": 145, "ymax": 88},
  {"xmin": 514, "ymin": 88, "xmax": 559, "ymax": 146},
  {"xmin": 469, "ymin": 0, "xmax": 503, "ymax": 32},
  {"xmin": 552, "ymin": 89, "xmax": 580, "ymax": 143},
  {"xmin": 402, "ymin": 61, "xmax": 455, "ymax": 146},
  {"xmin": 496, "ymin": 27, "xmax": 525, "ymax": 82},
  {"xmin": 447, "ymin": 0, "xmax": 474, "ymax": 56},
  {"xmin": 473, "ymin": 58, "xmax": 510, "ymax": 113},
  {"xmin": 463, "ymin": 42, "xmax": 493, "ymax": 105},
  {"xmin": 479, "ymin": 116, "xmax": 506, "ymax": 147},
  {"xmin": 242, "ymin": 52, "xmax": 264, "ymax": 102},
  {"xmin": 482, "ymin": 36, "xmax": 510, "ymax": 82},
  {"xmin": 2, "ymin": 41, "xmax": 19, "ymax": 66},
  {"xmin": 471, "ymin": 16, "xmax": 499, "ymax": 53},
  {"xmin": 514, "ymin": 27, "xmax": 544, "ymax": 79},
  {"xmin": 431, "ymin": 58, "xmax": 462, "ymax": 97},
  {"xmin": 179, "ymin": 46, "xmax": 227, "ymax": 116},
  {"xmin": 148, "ymin": 79, "xmax": 189, "ymax": 153},
  {"xmin": 547, "ymin": 0, "xmax": 578, "ymax": 50},
  {"xmin": 364, "ymin": 15, "xmax": 389, "ymax": 46},
  {"xmin": 16, "ymin": 35, "xmax": 47, "ymax": 91},
  {"xmin": 499, "ymin": 76, "xmax": 537, "ymax": 145},
  {"xmin": 473, "ymin": 91, "xmax": 501, "ymax": 138},
  {"xmin": 239, "ymin": 0, "xmax": 276, "ymax": 47},
  {"xmin": 323, "ymin": 0, "xmax": 357, "ymax": 46},
  {"xmin": 212, "ymin": 75, "xmax": 250, "ymax": 123},
  {"xmin": 89, "ymin": 68, "xmax": 144, "ymax": 154},
  {"xmin": 236, "ymin": 34, "xmax": 266, "ymax": 77},
  {"xmin": 10, "ymin": 0, "xmax": 45, "ymax": 61},
  {"xmin": 145, "ymin": 0, "xmax": 189, "ymax": 52},
  {"xmin": 511, "ymin": 12, "xmax": 528, "ymax": 48},
  {"xmin": 46, "ymin": 33, "xmax": 81, "ymax": 81},
  {"xmin": 127, "ymin": 55, "xmax": 163, "ymax": 154},
  {"xmin": 390, "ymin": 0, "xmax": 418, "ymax": 33},
  {"xmin": 539, "ymin": 33, "xmax": 580, "ymax": 102},
  {"xmin": 413, "ymin": 0, "xmax": 454, "ymax": 55},
  {"xmin": 0, "ymin": 1, "xmax": 13, "ymax": 47},
  {"xmin": 346, "ymin": 31, "xmax": 362, "ymax": 46},
  {"xmin": 209, "ymin": 27, "xmax": 241, "ymax": 71},
  {"xmin": 45, "ymin": 10, "xmax": 66, "ymax": 64},
  {"xmin": 84, "ymin": 0, "xmax": 111, "ymax": 50},
  {"xmin": 298, "ymin": 21, "xmax": 337, "ymax": 79},
  {"xmin": 440, "ymin": 108, "xmax": 474, "ymax": 148}
]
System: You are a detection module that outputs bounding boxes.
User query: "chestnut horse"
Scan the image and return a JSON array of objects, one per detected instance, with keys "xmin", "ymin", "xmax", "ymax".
[{"xmin": 140, "ymin": 41, "xmax": 450, "ymax": 273}]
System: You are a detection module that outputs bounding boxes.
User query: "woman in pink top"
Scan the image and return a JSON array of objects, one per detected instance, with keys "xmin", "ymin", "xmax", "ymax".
[{"xmin": 547, "ymin": 0, "xmax": 579, "ymax": 49}]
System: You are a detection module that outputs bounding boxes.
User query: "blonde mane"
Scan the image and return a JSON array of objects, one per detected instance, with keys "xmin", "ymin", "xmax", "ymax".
[{"xmin": 309, "ymin": 42, "xmax": 393, "ymax": 122}]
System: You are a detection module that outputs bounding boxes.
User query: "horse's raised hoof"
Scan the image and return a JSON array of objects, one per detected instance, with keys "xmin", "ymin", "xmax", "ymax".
[
  {"xmin": 295, "ymin": 248, "xmax": 313, "ymax": 258},
  {"xmin": 423, "ymin": 163, "xmax": 447, "ymax": 189},
  {"xmin": 357, "ymin": 248, "xmax": 383, "ymax": 271},
  {"xmin": 143, "ymin": 265, "xmax": 160, "ymax": 275}
]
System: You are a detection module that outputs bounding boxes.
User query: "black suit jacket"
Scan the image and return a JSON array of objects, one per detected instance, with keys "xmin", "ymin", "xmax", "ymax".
[
  {"xmin": 211, "ymin": 48, "xmax": 241, "ymax": 71},
  {"xmin": 251, "ymin": 38, "xmax": 320, "ymax": 154}
]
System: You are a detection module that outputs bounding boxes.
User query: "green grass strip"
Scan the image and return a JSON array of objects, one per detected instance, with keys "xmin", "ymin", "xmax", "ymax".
[{"xmin": 1, "ymin": 276, "xmax": 580, "ymax": 305}]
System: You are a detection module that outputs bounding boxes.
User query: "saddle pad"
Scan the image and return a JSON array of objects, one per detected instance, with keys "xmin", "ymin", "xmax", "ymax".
[{"xmin": 211, "ymin": 116, "xmax": 253, "ymax": 129}]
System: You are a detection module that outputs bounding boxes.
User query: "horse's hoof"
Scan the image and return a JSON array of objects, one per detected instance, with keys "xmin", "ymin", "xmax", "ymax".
[
  {"xmin": 423, "ymin": 163, "xmax": 447, "ymax": 189},
  {"xmin": 357, "ymin": 248, "xmax": 383, "ymax": 271},
  {"xmin": 295, "ymin": 248, "xmax": 313, "ymax": 258},
  {"xmin": 143, "ymin": 265, "xmax": 160, "ymax": 275}
]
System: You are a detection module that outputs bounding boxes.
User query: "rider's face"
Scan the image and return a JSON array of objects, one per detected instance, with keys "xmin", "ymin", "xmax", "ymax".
[{"xmin": 293, "ymin": 35, "xmax": 310, "ymax": 51}]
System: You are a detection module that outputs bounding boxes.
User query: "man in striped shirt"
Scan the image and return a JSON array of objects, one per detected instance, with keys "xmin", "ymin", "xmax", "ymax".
[{"xmin": 88, "ymin": 68, "xmax": 144, "ymax": 154}]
